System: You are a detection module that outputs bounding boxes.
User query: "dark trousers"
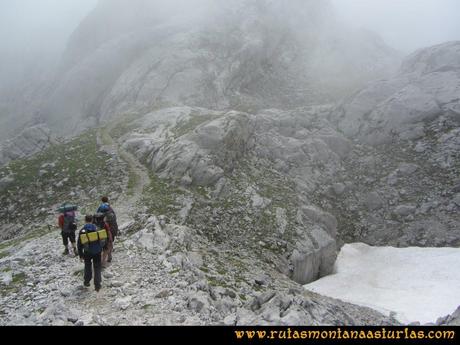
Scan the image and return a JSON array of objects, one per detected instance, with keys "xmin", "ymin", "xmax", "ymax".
[
  {"xmin": 61, "ymin": 231, "xmax": 76, "ymax": 246},
  {"xmin": 84, "ymin": 253, "xmax": 102, "ymax": 288}
]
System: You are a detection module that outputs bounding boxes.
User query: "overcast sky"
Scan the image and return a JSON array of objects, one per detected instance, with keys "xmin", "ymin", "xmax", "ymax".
[
  {"xmin": 331, "ymin": 0, "xmax": 460, "ymax": 53},
  {"xmin": 0, "ymin": 0, "xmax": 97, "ymax": 57}
]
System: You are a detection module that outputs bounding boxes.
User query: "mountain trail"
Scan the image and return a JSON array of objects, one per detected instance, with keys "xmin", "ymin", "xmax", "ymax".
[{"xmin": 97, "ymin": 119, "xmax": 150, "ymax": 224}]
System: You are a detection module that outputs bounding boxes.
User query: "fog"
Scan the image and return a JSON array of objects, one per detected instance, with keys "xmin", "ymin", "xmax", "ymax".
[
  {"xmin": 1, "ymin": 0, "xmax": 458, "ymax": 78},
  {"xmin": 1, "ymin": 0, "xmax": 459, "ymax": 64},
  {"xmin": 0, "ymin": 0, "xmax": 96, "ymax": 57},
  {"xmin": 0, "ymin": 0, "xmax": 97, "ymax": 90},
  {"xmin": 332, "ymin": 0, "xmax": 460, "ymax": 53}
]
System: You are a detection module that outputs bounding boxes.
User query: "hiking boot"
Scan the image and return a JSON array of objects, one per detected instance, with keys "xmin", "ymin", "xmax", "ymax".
[
  {"xmin": 95, "ymin": 285, "xmax": 101, "ymax": 292},
  {"xmin": 73, "ymin": 248, "xmax": 78, "ymax": 256},
  {"xmin": 84, "ymin": 282, "xmax": 90, "ymax": 287},
  {"xmin": 63, "ymin": 248, "xmax": 69, "ymax": 255}
]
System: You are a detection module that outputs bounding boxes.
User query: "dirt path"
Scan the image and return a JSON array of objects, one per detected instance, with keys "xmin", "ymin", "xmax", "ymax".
[{"xmin": 98, "ymin": 121, "xmax": 150, "ymax": 224}]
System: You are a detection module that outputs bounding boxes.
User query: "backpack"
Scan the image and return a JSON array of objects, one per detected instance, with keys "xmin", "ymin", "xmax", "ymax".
[
  {"xmin": 79, "ymin": 224, "xmax": 106, "ymax": 255},
  {"xmin": 105, "ymin": 210, "xmax": 119, "ymax": 237},
  {"xmin": 57, "ymin": 203, "xmax": 78, "ymax": 213},
  {"xmin": 63, "ymin": 212, "xmax": 77, "ymax": 233},
  {"xmin": 93, "ymin": 213, "xmax": 105, "ymax": 230}
]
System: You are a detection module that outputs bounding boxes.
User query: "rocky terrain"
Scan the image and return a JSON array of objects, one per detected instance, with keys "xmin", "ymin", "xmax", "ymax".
[
  {"xmin": 0, "ymin": 116, "xmax": 399, "ymax": 325},
  {"xmin": 0, "ymin": 130, "xmax": 128, "ymax": 241},
  {"xmin": 0, "ymin": 125, "xmax": 56, "ymax": 166},
  {"xmin": 328, "ymin": 41, "xmax": 460, "ymax": 247},
  {"xmin": 0, "ymin": 215, "xmax": 400, "ymax": 326},
  {"xmin": 0, "ymin": 0, "xmax": 459, "ymax": 326}
]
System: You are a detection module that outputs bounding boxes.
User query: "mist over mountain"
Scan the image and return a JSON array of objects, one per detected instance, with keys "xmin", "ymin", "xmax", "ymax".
[
  {"xmin": 1, "ymin": 0, "xmax": 402, "ymax": 139},
  {"xmin": 0, "ymin": 0, "xmax": 97, "ymax": 139}
]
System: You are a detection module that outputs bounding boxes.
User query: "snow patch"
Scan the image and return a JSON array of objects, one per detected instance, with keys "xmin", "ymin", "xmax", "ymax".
[{"xmin": 304, "ymin": 243, "xmax": 460, "ymax": 324}]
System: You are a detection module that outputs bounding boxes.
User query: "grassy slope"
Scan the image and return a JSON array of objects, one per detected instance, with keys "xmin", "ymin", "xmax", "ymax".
[{"xmin": 0, "ymin": 130, "xmax": 128, "ymax": 241}]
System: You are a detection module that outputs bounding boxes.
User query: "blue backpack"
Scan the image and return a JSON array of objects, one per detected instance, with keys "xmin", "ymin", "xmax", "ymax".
[{"xmin": 80, "ymin": 224, "xmax": 104, "ymax": 255}]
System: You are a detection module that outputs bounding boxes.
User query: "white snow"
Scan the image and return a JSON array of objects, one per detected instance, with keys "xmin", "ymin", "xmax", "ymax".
[{"xmin": 304, "ymin": 243, "xmax": 460, "ymax": 324}]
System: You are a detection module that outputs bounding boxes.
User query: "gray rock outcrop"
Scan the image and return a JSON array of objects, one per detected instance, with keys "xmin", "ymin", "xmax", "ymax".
[
  {"xmin": 0, "ymin": 125, "xmax": 55, "ymax": 166},
  {"xmin": 119, "ymin": 105, "xmax": 354, "ymax": 284},
  {"xmin": 334, "ymin": 41, "xmax": 460, "ymax": 146},
  {"xmin": 323, "ymin": 42, "xmax": 460, "ymax": 248}
]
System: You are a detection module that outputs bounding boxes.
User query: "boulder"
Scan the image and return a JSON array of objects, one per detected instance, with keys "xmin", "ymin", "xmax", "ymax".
[
  {"xmin": 301, "ymin": 206, "xmax": 337, "ymax": 238},
  {"xmin": 393, "ymin": 205, "xmax": 416, "ymax": 217},
  {"xmin": 0, "ymin": 125, "xmax": 55, "ymax": 166},
  {"xmin": 335, "ymin": 42, "xmax": 460, "ymax": 145},
  {"xmin": 187, "ymin": 292, "xmax": 211, "ymax": 313},
  {"xmin": 0, "ymin": 176, "xmax": 15, "ymax": 192},
  {"xmin": 291, "ymin": 227, "xmax": 337, "ymax": 284},
  {"xmin": 364, "ymin": 192, "xmax": 384, "ymax": 211},
  {"xmin": 397, "ymin": 163, "xmax": 419, "ymax": 176},
  {"xmin": 331, "ymin": 183, "xmax": 346, "ymax": 196}
]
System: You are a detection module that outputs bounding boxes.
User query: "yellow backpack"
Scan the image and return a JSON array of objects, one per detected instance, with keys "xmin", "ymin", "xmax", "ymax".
[{"xmin": 80, "ymin": 229, "xmax": 108, "ymax": 246}]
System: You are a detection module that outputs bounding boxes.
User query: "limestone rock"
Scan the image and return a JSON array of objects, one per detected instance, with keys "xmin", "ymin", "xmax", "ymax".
[
  {"xmin": 335, "ymin": 41, "xmax": 460, "ymax": 145},
  {"xmin": 0, "ymin": 125, "xmax": 55, "ymax": 166}
]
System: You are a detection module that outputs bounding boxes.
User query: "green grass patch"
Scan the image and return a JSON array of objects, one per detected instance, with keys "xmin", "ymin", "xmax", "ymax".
[
  {"xmin": 0, "ymin": 129, "xmax": 127, "ymax": 241},
  {"xmin": 199, "ymin": 266, "xmax": 209, "ymax": 273},
  {"xmin": 141, "ymin": 304, "xmax": 152, "ymax": 310},
  {"xmin": 206, "ymin": 275, "xmax": 230, "ymax": 288},
  {"xmin": 173, "ymin": 114, "xmax": 217, "ymax": 138},
  {"xmin": 99, "ymin": 127, "xmax": 113, "ymax": 146},
  {"xmin": 0, "ymin": 226, "xmax": 50, "ymax": 252},
  {"xmin": 1, "ymin": 271, "xmax": 28, "ymax": 296},
  {"xmin": 216, "ymin": 267, "xmax": 227, "ymax": 276},
  {"xmin": 127, "ymin": 170, "xmax": 140, "ymax": 196},
  {"xmin": 12, "ymin": 272, "xmax": 26, "ymax": 284},
  {"xmin": 108, "ymin": 114, "xmax": 141, "ymax": 140},
  {"xmin": 142, "ymin": 173, "xmax": 183, "ymax": 217},
  {"xmin": 73, "ymin": 268, "xmax": 84, "ymax": 276},
  {"xmin": 190, "ymin": 185, "xmax": 209, "ymax": 199}
]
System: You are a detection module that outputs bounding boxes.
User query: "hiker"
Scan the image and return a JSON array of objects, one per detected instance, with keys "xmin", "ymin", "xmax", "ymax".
[
  {"xmin": 97, "ymin": 196, "xmax": 119, "ymax": 241},
  {"xmin": 77, "ymin": 215, "xmax": 108, "ymax": 292},
  {"xmin": 93, "ymin": 213, "xmax": 113, "ymax": 268},
  {"xmin": 57, "ymin": 204, "xmax": 78, "ymax": 256}
]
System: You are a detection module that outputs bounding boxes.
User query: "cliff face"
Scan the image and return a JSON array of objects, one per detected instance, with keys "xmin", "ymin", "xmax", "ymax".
[
  {"xmin": 328, "ymin": 42, "xmax": 460, "ymax": 248},
  {"xmin": 37, "ymin": 0, "xmax": 399, "ymax": 136},
  {"xmin": 334, "ymin": 41, "xmax": 460, "ymax": 146}
]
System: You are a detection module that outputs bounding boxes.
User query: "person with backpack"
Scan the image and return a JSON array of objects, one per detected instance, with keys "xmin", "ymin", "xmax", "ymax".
[
  {"xmin": 77, "ymin": 215, "xmax": 108, "ymax": 292},
  {"xmin": 58, "ymin": 204, "xmax": 78, "ymax": 256},
  {"xmin": 93, "ymin": 213, "xmax": 113, "ymax": 268},
  {"xmin": 97, "ymin": 196, "xmax": 119, "ymax": 253}
]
